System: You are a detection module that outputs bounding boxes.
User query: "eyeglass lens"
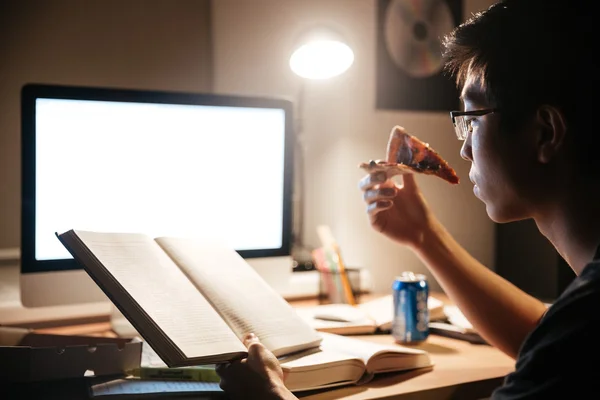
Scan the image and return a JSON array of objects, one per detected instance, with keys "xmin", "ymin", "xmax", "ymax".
[{"xmin": 453, "ymin": 116, "xmax": 470, "ymax": 140}]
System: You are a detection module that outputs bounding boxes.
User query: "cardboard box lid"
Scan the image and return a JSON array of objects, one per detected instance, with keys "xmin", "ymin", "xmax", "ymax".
[{"xmin": 0, "ymin": 327, "xmax": 142, "ymax": 382}]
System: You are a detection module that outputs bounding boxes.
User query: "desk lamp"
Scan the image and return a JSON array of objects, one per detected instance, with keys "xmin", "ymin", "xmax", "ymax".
[{"xmin": 288, "ymin": 27, "xmax": 354, "ymax": 269}]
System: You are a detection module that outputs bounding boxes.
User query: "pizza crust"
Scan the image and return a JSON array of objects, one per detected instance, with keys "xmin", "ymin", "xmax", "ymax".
[{"xmin": 358, "ymin": 160, "xmax": 414, "ymax": 178}]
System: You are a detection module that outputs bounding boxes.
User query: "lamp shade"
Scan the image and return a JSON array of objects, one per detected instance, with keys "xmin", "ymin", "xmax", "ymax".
[{"xmin": 289, "ymin": 27, "xmax": 354, "ymax": 80}]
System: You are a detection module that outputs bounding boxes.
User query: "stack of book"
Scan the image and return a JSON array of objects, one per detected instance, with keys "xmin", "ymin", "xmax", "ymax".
[{"xmin": 57, "ymin": 229, "xmax": 434, "ymax": 393}]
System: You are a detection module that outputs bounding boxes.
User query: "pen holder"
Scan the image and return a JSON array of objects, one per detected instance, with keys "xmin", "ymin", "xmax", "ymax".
[{"xmin": 318, "ymin": 267, "xmax": 361, "ymax": 305}]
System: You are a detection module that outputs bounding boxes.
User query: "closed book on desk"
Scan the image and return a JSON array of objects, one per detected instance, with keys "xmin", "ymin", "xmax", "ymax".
[
  {"xmin": 280, "ymin": 332, "xmax": 433, "ymax": 392},
  {"xmin": 295, "ymin": 294, "xmax": 445, "ymax": 335},
  {"xmin": 57, "ymin": 230, "xmax": 322, "ymax": 367}
]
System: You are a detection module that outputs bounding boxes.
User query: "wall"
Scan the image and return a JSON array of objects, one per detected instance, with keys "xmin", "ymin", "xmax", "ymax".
[
  {"xmin": 496, "ymin": 219, "xmax": 576, "ymax": 302},
  {"xmin": 212, "ymin": 0, "xmax": 497, "ymax": 293},
  {"xmin": 0, "ymin": 0, "xmax": 213, "ymax": 249}
]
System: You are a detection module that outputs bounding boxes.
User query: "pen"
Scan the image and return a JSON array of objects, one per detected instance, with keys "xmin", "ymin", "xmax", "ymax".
[{"xmin": 428, "ymin": 322, "xmax": 488, "ymax": 345}]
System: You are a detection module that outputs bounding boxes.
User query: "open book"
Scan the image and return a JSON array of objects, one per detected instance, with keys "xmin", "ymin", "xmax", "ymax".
[
  {"xmin": 295, "ymin": 294, "xmax": 445, "ymax": 335},
  {"xmin": 280, "ymin": 332, "xmax": 432, "ymax": 391},
  {"xmin": 57, "ymin": 230, "xmax": 323, "ymax": 367}
]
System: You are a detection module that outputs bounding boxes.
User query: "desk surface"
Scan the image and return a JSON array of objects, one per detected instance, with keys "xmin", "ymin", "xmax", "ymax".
[
  {"xmin": 10, "ymin": 295, "xmax": 516, "ymax": 400},
  {"xmin": 297, "ymin": 334, "xmax": 514, "ymax": 400}
]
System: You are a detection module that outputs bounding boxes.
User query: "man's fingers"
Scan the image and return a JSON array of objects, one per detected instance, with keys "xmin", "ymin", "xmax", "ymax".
[
  {"xmin": 215, "ymin": 359, "xmax": 242, "ymax": 382},
  {"xmin": 215, "ymin": 363, "xmax": 227, "ymax": 374},
  {"xmin": 367, "ymin": 200, "xmax": 393, "ymax": 216},
  {"xmin": 243, "ymin": 332, "xmax": 269, "ymax": 361},
  {"xmin": 363, "ymin": 187, "xmax": 397, "ymax": 203},
  {"xmin": 245, "ymin": 335, "xmax": 275, "ymax": 364},
  {"xmin": 358, "ymin": 171, "xmax": 388, "ymax": 191}
]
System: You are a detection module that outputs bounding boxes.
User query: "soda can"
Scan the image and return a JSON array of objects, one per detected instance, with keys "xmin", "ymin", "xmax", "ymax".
[{"xmin": 392, "ymin": 272, "xmax": 429, "ymax": 344}]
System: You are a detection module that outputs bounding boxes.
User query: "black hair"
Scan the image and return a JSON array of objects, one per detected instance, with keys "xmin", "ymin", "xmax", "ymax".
[{"xmin": 442, "ymin": 0, "xmax": 598, "ymax": 170}]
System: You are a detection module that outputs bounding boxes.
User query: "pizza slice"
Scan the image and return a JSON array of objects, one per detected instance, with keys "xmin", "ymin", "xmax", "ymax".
[{"xmin": 359, "ymin": 125, "xmax": 460, "ymax": 184}]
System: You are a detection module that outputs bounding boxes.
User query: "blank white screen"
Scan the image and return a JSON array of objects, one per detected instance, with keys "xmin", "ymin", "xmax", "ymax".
[{"xmin": 35, "ymin": 98, "xmax": 286, "ymax": 260}]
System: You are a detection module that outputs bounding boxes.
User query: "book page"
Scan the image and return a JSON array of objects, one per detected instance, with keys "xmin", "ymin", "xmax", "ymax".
[
  {"xmin": 278, "ymin": 346, "xmax": 366, "ymax": 392},
  {"xmin": 317, "ymin": 332, "xmax": 430, "ymax": 373},
  {"xmin": 69, "ymin": 231, "xmax": 246, "ymax": 362},
  {"xmin": 357, "ymin": 295, "xmax": 394, "ymax": 328},
  {"xmin": 155, "ymin": 237, "xmax": 322, "ymax": 357},
  {"xmin": 294, "ymin": 305, "xmax": 377, "ymax": 335}
]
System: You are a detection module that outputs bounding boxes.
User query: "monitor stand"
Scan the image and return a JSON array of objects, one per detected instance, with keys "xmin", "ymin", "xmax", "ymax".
[{"xmin": 0, "ymin": 264, "xmax": 111, "ymax": 328}]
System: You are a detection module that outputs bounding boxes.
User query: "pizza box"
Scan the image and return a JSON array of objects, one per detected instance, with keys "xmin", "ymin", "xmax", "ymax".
[{"xmin": 0, "ymin": 326, "xmax": 142, "ymax": 382}]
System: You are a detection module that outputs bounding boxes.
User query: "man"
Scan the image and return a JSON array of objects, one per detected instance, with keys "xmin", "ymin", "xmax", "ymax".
[{"xmin": 216, "ymin": 0, "xmax": 600, "ymax": 398}]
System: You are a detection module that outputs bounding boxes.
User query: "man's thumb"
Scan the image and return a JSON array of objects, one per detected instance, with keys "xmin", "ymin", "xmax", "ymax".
[
  {"xmin": 400, "ymin": 173, "xmax": 418, "ymax": 191},
  {"xmin": 243, "ymin": 332, "xmax": 260, "ymax": 348}
]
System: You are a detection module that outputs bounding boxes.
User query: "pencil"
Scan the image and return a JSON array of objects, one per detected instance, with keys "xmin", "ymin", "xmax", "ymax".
[{"xmin": 332, "ymin": 244, "xmax": 356, "ymax": 306}]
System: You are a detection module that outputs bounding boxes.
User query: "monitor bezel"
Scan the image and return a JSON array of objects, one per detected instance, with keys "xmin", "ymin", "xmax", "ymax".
[{"xmin": 21, "ymin": 83, "xmax": 294, "ymax": 274}]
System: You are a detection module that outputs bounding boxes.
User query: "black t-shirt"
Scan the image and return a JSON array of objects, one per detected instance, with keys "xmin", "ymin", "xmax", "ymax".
[{"xmin": 491, "ymin": 245, "xmax": 600, "ymax": 399}]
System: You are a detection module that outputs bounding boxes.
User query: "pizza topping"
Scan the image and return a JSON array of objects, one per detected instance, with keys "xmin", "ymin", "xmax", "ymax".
[{"xmin": 359, "ymin": 126, "xmax": 459, "ymax": 184}]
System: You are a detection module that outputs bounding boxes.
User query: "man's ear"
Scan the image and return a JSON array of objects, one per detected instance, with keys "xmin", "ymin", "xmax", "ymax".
[{"xmin": 536, "ymin": 105, "xmax": 567, "ymax": 164}]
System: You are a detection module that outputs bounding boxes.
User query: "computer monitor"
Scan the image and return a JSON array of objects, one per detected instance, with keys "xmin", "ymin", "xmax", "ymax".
[{"xmin": 21, "ymin": 83, "xmax": 295, "ymax": 309}]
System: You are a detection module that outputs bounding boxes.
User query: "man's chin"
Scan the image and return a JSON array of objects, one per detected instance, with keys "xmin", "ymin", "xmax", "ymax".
[{"xmin": 485, "ymin": 205, "xmax": 528, "ymax": 224}]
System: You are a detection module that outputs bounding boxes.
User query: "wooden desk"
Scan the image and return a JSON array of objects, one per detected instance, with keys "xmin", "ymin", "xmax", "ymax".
[{"xmin": 24, "ymin": 324, "xmax": 514, "ymax": 400}]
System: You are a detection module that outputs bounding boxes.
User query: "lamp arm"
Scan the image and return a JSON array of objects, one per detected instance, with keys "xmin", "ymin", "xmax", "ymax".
[{"xmin": 292, "ymin": 80, "xmax": 312, "ymax": 266}]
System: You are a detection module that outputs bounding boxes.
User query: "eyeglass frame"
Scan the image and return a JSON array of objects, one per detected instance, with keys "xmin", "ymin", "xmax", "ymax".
[{"xmin": 450, "ymin": 108, "xmax": 498, "ymax": 140}]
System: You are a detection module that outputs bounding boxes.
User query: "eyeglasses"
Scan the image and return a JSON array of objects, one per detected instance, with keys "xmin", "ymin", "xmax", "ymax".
[{"xmin": 450, "ymin": 108, "xmax": 497, "ymax": 140}]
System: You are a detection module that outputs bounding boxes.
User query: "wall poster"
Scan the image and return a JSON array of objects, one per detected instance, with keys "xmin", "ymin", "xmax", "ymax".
[{"xmin": 376, "ymin": 0, "xmax": 462, "ymax": 111}]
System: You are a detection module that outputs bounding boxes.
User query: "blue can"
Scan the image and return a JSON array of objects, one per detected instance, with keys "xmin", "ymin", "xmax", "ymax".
[{"xmin": 392, "ymin": 272, "xmax": 429, "ymax": 344}]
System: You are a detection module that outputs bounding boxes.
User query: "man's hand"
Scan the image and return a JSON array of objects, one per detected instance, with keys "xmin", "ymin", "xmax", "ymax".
[
  {"xmin": 216, "ymin": 333, "xmax": 297, "ymax": 400},
  {"xmin": 359, "ymin": 172, "xmax": 434, "ymax": 247}
]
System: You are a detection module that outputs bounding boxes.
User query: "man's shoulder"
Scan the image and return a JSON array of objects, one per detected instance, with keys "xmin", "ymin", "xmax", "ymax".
[
  {"xmin": 550, "ymin": 259, "xmax": 600, "ymax": 313},
  {"xmin": 491, "ymin": 262, "xmax": 600, "ymax": 399},
  {"xmin": 535, "ymin": 260, "xmax": 600, "ymax": 340}
]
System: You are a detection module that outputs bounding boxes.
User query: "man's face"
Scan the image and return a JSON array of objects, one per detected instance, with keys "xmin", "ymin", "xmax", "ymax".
[{"xmin": 459, "ymin": 75, "xmax": 536, "ymax": 223}]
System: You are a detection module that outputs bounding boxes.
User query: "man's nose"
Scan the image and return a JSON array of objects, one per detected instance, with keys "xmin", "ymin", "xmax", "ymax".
[{"xmin": 460, "ymin": 136, "xmax": 473, "ymax": 161}]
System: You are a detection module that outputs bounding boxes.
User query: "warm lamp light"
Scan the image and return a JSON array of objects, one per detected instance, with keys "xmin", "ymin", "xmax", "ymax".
[
  {"xmin": 288, "ymin": 27, "xmax": 354, "ymax": 269},
  {"xmin": 289, "ymin": 28, "xmax": 354, "ymax": 80}
]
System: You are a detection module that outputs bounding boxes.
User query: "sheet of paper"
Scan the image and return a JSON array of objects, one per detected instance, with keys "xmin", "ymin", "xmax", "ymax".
[
  {"xmin": 91, "ymin": 378, "xmax": 223, "ymax": 397},
  {"xmin": 443, "ymin": 305, "xmax": 476, "ymax": 332},
  {"xmin": 156, "ymin": 237, "xmax": 322, "ymax": 357},
  {"xmin": 72, "ymin": 230, "xmax": 246, "ymax": 360},
  {"xmin": 311, "ymin": 303, "xmax": 369, "ymax": 322}
]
